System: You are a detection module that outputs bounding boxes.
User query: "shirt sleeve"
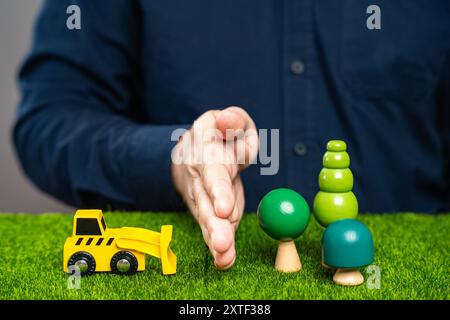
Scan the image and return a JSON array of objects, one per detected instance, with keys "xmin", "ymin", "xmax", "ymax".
[{"xmin": 13, "ymin": 0, "xmax": 186, "ymax": 211}]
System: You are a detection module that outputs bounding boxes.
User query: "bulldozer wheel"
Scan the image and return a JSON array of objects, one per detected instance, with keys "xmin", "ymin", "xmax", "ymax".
[
  {"xmin": 110, "ymin": 251, "xmax": 138, "ymax": 275},
  {"xmin": 68, "ymin": 251, "xmax": 96, "ymax": 276}
]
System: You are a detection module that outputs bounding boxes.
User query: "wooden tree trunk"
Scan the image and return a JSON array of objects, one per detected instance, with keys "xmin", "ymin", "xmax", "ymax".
[
  {"xmin": 333, "ymin": 268, "xmax": 364, "ymax": 286},
  {"xmin": 275, "ymin": 240, "xmax": 301, "ymax": 272}
]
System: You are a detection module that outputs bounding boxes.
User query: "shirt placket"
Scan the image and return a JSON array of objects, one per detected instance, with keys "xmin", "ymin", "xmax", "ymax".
[{"xmin": 282, "ymin": 0, "xmax": 316, "ymax": 201}]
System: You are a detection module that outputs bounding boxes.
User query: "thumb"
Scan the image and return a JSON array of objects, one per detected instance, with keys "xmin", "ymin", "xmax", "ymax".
[{"xmin": 216, "ymin": 106, "xmax": 259, "ymax": 168}]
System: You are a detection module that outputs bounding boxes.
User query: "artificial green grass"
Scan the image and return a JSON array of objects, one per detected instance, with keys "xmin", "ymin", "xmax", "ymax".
[{"xmin": 0, "ymin": 212, "xmax": 448, "ymax": 300}]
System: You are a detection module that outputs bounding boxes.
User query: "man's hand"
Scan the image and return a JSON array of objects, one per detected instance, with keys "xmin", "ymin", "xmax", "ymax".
[{"xmin": 171, "ymin": 106, "xmax": 259, "ymax": 270}]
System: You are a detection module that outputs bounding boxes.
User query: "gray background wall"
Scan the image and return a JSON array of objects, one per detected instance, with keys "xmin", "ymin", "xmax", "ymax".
[{"xmin": 0, "ymin": 0, "xmax": 72, "ymax": 213}]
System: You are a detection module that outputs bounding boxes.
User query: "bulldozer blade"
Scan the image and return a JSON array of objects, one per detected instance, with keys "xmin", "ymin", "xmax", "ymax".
[{"xmin": 160, "ymin": 225, "xmax": 177, "ymax": 275}]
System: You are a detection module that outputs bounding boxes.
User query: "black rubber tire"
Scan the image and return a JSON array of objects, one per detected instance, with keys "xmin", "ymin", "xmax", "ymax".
[
  {"xmin": 67, "ymin": 251, "xmax": 96, "ymax": 276},
  {"xmin": 110, "ymin": 251, "xmax": 138, "ymax": 275}
]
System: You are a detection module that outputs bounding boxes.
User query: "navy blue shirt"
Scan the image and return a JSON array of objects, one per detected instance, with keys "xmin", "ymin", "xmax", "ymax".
[{"xmin": 14, "ymin": 0, "xmax": 450, "ymax": 213}]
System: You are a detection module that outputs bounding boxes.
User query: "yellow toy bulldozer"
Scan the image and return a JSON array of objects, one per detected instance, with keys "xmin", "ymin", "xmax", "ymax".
[{"xmin": 63, "ymin": 210, "xmax": 177, "ymax": 276}]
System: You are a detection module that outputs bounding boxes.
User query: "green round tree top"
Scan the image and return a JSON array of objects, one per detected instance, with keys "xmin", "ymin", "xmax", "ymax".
[
  {"xmin": 257, "ymin": 188, "xmax": 310, "ymax": 241},
  {"xmin": 322, "ymin": 219, "xmax": 374, "ymax": 268}
]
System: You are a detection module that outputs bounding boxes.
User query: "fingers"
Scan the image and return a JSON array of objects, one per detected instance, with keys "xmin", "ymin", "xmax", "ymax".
[
  {"xmin": 230, "ymin": 175, "xmax": 245, "ymax": 228},
  {"xmin": 214, "ymin": 239, "xmax": 236, "ymax": 270},
  {"xmin": 201, "ymin": 164, "xmax": 235, "ymax": 219},
  {"xmin": 182, "ymin": 178, "xmax": 240, "ymax": 270},
  {"xmin": 186, "ymin": 178, "xmax": 237, "ymax": 270},
  {"xmin": 189, "ymin": 179, "xmax": 234, "ymax": 253},
  {"xmin": 206, "ymin": 217, "xmax": 234, "ymax": 254},
  {"xmin": 203, "ymin": 217, "xmax": 236, "ymax": 270},
  {"xmin": 200, "ymin": 161, "xmax": 244, "ymax": 224},
  {"xmin": 212, "ymin": 176, "xmax": 244, "ymax": 270}
]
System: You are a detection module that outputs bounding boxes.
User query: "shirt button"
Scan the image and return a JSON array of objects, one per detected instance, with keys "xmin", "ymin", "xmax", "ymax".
[
  {"xmin": 294, "ymin": 142, "xmax": 307, "ymax": 156},
  {"xmin": 290, "ymin": 60, "xmax": 305, "ymax": 75}
]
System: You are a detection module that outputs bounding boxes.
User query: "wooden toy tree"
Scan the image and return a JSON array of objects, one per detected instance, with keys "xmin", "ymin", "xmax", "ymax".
[
  {"xmin": 322, "ymin": 219, "xmax": 374, "ymax": 286},
  {"xmin": 313, "ymin": 140, "xmax": 375, "ymax": 286},
  {"xmin": 257, "ymin": 188, "xmax": 310, "ymax": 272},
  {"xmin": 313, "ymin": 140, "xmax": 358, "ymax": 227}
]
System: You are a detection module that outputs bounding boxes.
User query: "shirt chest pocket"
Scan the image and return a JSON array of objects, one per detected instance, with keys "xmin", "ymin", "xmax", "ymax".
[{"xmin": 339, "ymin": 1, "xmax": 444, "ymax": 103}]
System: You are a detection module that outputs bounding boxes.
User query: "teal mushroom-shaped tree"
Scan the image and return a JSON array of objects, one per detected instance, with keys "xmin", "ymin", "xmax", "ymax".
[
  {"xmin": 322, "ymin": 219, "xmax": 374, "ymax": 286},
  {"xmin": 257, "ymin": 188, "xmax": 310, "ymax": 272}
]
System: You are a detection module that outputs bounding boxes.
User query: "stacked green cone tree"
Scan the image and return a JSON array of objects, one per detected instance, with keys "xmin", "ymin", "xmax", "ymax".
[
  {"xmin": 313, "ymin": 140, "xmax": 358, "ymax": 227},
  {"xmin": 313, "ymin": 140, "xmax": 374, "ymax": 286}
]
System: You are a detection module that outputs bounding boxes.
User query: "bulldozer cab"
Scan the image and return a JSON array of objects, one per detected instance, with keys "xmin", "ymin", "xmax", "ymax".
[{"xmin": 72, "ymin": 210, "xmax": 107, "ymax": 236}]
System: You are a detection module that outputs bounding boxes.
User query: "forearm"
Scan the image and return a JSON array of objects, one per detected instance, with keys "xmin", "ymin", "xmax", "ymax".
[{"xmin": 13, "ymin": 102, "xmax": 186, "ymax": 211}]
